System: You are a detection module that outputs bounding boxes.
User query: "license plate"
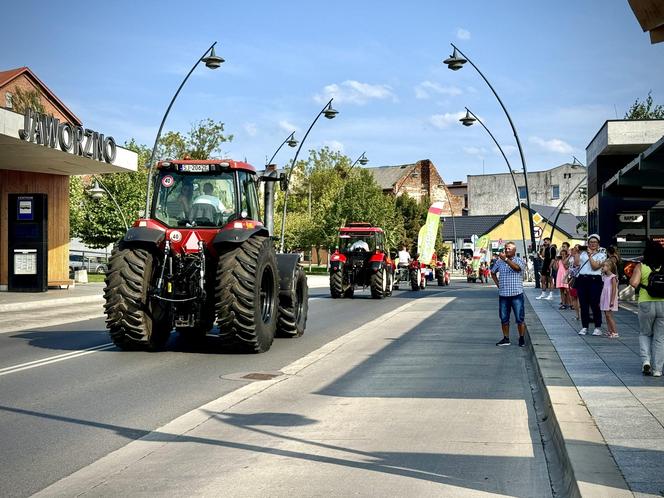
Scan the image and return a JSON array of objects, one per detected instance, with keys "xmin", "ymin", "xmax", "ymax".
[{"xmin": 178, "ymin": 164, "xmax": 210, "ymax": 172}]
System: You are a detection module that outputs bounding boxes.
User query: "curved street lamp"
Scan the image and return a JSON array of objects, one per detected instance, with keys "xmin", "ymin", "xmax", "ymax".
[
  {"xmin": 266, "ymin": 131, "xmax": 298, "ymax": 167},
  {"xmin": 460, "ymin": 108, "xmax": 529, "ymax": 271},
  {"xmin": 143, "ymin": 42, "xmax": 224, "ymax": 215},
  {"xmin": 444, "ymin": 43, "xmax": 540, "ymax": 287},
  {"xmin": 88, "ymin": 175, "xmax": 129, "ymax": 231},
  {"xmin": 279, "ymin": 98, "xmax": 338, "ymax": 252}
]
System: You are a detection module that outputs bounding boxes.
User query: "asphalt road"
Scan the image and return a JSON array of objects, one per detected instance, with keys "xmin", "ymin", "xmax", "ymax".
[{"xmin": 0, "ymin": 283, "xmax": 450, "ymax": 498}]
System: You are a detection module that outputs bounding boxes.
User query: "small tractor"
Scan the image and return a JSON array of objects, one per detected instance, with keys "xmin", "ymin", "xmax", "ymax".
[
  {"xmin": 329, "ymin": 223, "xmax": 394, "ymax": 299},
  {"xmin": 103, "ymin": 159, "xmax": 307, "ymax": 353},
  {"xmin": 435, "ymin": 261, "xmax": 450, "ymax": 286}
]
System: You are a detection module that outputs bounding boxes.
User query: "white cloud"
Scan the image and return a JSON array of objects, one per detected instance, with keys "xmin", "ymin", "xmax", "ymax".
[
  {"xmin": 530, "ymin": 136, "xmax": 574, "ymax": 154},
  {"xmin": 429, "ymin": 111, "xmax": 465, "ymax": 129},
  {"xmin": 279, "ymin": 120, "xmax": 298, "ymax": 133},
  {"xmin": 243, "ymin": 122, "xmax": 258, "ymax": 137},
  {"xmin": 323, "ymin": 140, "xmax": 344, "ymax": 153},
  {"xmin": 314, "ymin": 80, "xmax": 397, "ymax": 105},
  {"xmin": 414, "ymin": 81, "xmax": 462, "ymax": 100},
  {"xmin": 493, "ymin": 144, "xmax": 518, "ymax": 156},
  {"xmin": 456, "ymin": 28, "xmax": 471, "ymax": 40},
  {"xmin": 464, "ymin": 146, "xmax": 488, "ymax": 157}
]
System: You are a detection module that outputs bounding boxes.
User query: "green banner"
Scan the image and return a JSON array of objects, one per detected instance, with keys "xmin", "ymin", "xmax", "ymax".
[{"xmin": 417, "ymin": 202, "xmax": 445, "ymax": 265}]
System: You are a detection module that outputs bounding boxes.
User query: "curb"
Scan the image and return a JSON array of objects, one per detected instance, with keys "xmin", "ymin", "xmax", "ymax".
[
  {"xmin": 524, "ymin": 296, "xmax": 633, "ymax": 497},
  {"xmin": 0, "ymin": 294, "xmax": 104, "ymax": 313}
]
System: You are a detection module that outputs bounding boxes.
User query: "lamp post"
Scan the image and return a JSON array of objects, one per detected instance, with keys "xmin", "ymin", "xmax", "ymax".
[
  {"xmin": 88, "ymin": 175, "xmax": 129, "ymax": 231},
  {"xmin": 548, "ymin": 175, "xmax": 587, "ymax": 240},
  {"xmin": 279, "ymin": 98, "xmax": 338, "ymax": 252},
  {"xmin": 460, "ymin": 108, "xmax": 529, "ymax": 271},
  {"xmin": 143, "ymin": 42, "xmax": 224, "ymax": 215},
  {"xmin": 266, "ymin": 131, "xmax": 298, "ymax": 167},
  {"xmin": 444, "ymin": 43, "xmax": 540, "ymax": 287}
]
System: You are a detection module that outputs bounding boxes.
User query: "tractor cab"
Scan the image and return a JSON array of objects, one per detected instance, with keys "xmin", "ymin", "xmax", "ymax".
[{"xmin": 151, "ymin": 160, "xmax": 260, "ymax": 229}]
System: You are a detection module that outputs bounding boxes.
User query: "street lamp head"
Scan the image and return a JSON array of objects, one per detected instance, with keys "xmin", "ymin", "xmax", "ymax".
[
  {"xmin": 459, "ymin": 110, "xmax": 476, "ymax": 127},
  {"xmin": 202, "ymin": 46, "xmax": 224, "ymax": 69},
  {"xmin": 359, "ymin": 155, "xmax": 369, "ymax": 166},
  {"xmin": 323, "ymin": 103, "xmax": 338, "ymax": 119},
  {"xmin": 89, "ymin": 181, "xmax": 105, "ymax": 201},
  {"xmin": 443, "ymin": 47, "xmax": 467, "ymax": 71},
  {"xmin": 287, "ymin": 133, "xmax": 298, "ymax": 148}
]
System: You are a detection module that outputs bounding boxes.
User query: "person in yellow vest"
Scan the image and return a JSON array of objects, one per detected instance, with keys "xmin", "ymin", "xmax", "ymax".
[{"xmin": 630, "ymin": 238, "xmax": 664, "ymax": 377}]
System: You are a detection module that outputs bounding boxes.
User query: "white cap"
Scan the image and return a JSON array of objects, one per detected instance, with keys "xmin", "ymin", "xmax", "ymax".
[{"xmin": 587, "ymin": 233, "xmax": 600, "ymax": 242}]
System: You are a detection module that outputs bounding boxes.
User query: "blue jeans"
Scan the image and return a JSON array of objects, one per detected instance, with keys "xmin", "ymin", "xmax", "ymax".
[{"xmin": 499, "ymin": 294, "xmax": 525, "ymax": 325}]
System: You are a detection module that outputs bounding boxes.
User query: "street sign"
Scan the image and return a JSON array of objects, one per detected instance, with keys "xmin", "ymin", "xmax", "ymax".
[{"xmin": 533, "ymin": 226, "xmax": 543, "ymax": 238}]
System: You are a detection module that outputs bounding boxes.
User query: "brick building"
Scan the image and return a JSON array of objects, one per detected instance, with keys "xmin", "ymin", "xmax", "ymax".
[{"xmin": 365, "ymin": 159, "xmax": 464, "ymax": 215}]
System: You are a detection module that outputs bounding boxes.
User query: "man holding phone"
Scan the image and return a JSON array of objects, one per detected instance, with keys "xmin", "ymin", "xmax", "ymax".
[
  {"xmin": 492, "ymin": 241, "xmax": 527, "ymax": 347},
  {"xmin": 537, "ymin": 237, "xmax": 556, "ymax": 300}
]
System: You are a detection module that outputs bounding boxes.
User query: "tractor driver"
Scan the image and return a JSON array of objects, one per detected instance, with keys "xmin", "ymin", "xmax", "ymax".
[
  {"xmin": 398, "ymin": 245, "xmax": 411, "ymax": 267},
  {"xmin": 193, "ymin": 182, "xmax": 226, "ymax": 212},
  {"xmin": 349, "ymin": 239, "xmax": 370, "ymax": 252}
]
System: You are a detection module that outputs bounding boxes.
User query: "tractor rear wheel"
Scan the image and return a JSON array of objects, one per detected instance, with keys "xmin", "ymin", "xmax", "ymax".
[
  {"xmin": 330, "ymin": 270, "xmax": 343, "ymax": 298},
  {"xmin": 410, "ymin": 268, "xmax": 420, "ymax": 291},
  {"xmin": 215, "ymin": 236, "xmax": 278, "ymax": 353},
  {"xmin": 104, "ymin": 247, "xmax": 171, "ymax": 351},
  {"xmin": 277, "ymin": 265, "xmax": 308, "ymax": 338},
  {"xmin": 370, "ymin": 267, "xmax": 387, "ymax": 299}
]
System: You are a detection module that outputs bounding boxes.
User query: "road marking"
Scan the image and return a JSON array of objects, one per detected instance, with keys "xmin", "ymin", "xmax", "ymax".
[{"xmin": 0, "ymin": 343, "xmax": 115, "ymax": 377}]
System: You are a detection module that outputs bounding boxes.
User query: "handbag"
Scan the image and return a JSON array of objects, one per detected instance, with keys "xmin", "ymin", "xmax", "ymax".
[{"xmin": 566, "ymin": 258, "xmax": 590, "ymax": 289}]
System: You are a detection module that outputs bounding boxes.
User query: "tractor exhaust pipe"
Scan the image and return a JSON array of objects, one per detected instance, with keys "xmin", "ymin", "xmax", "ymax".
[{"xmin": 263, "ymin": 164, "xmax": 278, "ymax": 236}]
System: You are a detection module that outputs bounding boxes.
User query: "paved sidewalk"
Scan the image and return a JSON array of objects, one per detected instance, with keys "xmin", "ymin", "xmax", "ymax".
[{"xmin": 526, "ymin": 288, "xmax": 664, "ymax": 497}]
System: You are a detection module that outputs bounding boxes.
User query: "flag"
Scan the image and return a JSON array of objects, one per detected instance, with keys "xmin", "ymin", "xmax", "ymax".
[
  {"xmin": 472, "ymin": 234, "xmax": 490, "ymax": 272},
  {"xmin": 417, "ymin": 202, "xmax": 445, "ymax": 265}
]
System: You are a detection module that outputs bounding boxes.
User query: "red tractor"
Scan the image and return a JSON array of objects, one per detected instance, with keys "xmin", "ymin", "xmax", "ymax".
[
  {"xmin": 103, "ymin": 159, "xmax": 308, "ymax": 353},
  {"xmin": 435, "ymin": 261, "xmax": 450, "ymax": 286},
  {"xmin": 329, "ymin": 223, "xmax": 394, "ymax": 299}
]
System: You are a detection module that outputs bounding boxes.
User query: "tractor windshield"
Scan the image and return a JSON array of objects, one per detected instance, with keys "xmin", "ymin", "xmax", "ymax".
[
  {"xmin": 153, "ymin": 171, "xmax": 238, "ymax": 227},
  {"xmin": 338, "ymin": 233, "xmax": 377, "ymax": 253}
]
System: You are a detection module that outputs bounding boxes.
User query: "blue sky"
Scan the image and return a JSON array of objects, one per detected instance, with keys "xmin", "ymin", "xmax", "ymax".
[{"xmin": 2, "ymin": 0, "xmax": 663, "ymax": 181}]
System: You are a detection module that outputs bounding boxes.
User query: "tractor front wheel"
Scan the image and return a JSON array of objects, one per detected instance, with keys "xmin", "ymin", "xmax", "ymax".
[
  {"xmin": 215, "ymin": 236, "xmax": 278, "ymax": 353},
  {"xmin": 277, "ymin": 265, "xmax": 308, "ymax": 338},
  {"xmin": 104, "ymin": 247, "xmax": 171, "ymax": 351},
  {"xmin": 330, "ymin": 270, "xmax": 343, "ymax": 298}
]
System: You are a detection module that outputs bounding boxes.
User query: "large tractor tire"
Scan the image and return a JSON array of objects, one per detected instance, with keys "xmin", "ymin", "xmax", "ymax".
[
  {"xmin": 370, "ymin": 267, "xmax": 387, "ymax": 299},
  {"xmin": 330, "ymin": 270, "xmax": 343, "ymax": 298},
  {"xmin": 277, "ymin": 265, "xmax": 308, "ymax": 338},
  {"xmin": 104, "ymin": 247, "xmax": 172, "ymax": 351},
  {"xmin": 410, "ymin": 268, "xmax": 420, "ymax": 291},
  {"xmin": 215, "ymin": 236, "xmax": 279, "ymax": 353}
]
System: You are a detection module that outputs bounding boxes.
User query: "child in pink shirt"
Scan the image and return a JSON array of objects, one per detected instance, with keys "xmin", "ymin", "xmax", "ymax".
[{"xmin": 600, "ymin": 260, "xmax": 619, "ymax": 338}]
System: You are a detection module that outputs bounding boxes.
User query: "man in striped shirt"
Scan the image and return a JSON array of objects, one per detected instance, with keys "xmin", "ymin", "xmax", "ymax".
[{"xmin": 491, "ymin": 241, "xmax": 527, "ymax": 347}]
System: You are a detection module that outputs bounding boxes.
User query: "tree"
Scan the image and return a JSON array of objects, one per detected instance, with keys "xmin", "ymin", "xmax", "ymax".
[
  {"xmin": 10, "ymin": 87, "xmax": 45, "ymax": 114},
  {"xmin": 625, "ymin": 91, "xmax": 664, "ymax": 119},
  {"xmin": 395, "ymin": 193, "xmax": 427, "ymax": 250},
  {"xmin": 69, "ymin": 120, "xmax": 231, "ymax": 247}
]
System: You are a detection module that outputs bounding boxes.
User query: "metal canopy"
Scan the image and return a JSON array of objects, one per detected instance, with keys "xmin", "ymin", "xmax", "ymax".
[{"xmin": 602, "ymin": 134, "xmax": 664, "ymax": 199}]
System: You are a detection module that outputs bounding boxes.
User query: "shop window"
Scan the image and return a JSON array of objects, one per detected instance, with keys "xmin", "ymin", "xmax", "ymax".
[
  {"xmin": 5, "ymin": 92, "xmax": 13, "ymax": 109},
  {"xmin": 518, "ymin": 186, "xmax": 527, "ymax": 199},
  {"xmin": 551, "ymin": 185, "xmax": 560, "ymax": 200}
]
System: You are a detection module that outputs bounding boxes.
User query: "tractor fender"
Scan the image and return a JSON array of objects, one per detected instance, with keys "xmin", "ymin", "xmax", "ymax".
[
  {"xmin": 275, "ymin": 253, "xmax": 302, "ymax": 294},
  {"xmin": 330, "ymin": 252, "xmax": 347, "ymax": 264},
  {"xmin": 120, "ymin": 227, "xmax": 166, "ymax": 251},
  {"xmin": 212, "ymin": 226, "xmax": 269, "ymax": 245}
]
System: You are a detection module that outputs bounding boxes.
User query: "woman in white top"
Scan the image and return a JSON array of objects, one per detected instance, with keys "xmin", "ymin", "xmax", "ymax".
[{"xmin": 573, "ymin": 234, "xmax": 607, "ymax": 336}]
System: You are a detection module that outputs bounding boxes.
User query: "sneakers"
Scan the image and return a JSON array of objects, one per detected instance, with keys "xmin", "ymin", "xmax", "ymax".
[
  {"xmin": 578, "ymin": 328, "xmax": 587, "ymax": 335},
  {"xmin": 496, "ymin": 337, "xmax": 511, "ymax": 346},
  {"xmin": 536, "ymin": 292, "xmax": 546, "ymax": 300},
  {"xmin": 518, "ymin": 336, "xmax": 525, "ymax": 347},
  {"xmin": 592, "ymin": 328, "xmax": 603, "ymax": 336},
  {"xmin": 654, "ymin": 371, "xmax": 662, "ymax": 377},
  {"xmin": 544, "ymin": 292, "xmax": 554, "ymax": 300},
  {"xmin": 643, "ymin": 363, "xmax": 652, "ymax": 376}
]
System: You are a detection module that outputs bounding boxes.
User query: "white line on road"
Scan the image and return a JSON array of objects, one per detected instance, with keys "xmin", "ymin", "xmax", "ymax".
[{"xmin": 0, "ymin": 343, "xmax": 115, "ymax": 377}]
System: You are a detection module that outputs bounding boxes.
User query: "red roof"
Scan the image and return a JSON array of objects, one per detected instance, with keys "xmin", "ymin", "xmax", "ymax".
[
  {"xmin": 157, "ymin": 159, "xmax": 256, "ymax": 172},
  {"xmin": 340, "ymin": 224, "xmax": 384, "ymax": 233},
  {"xmin": 0, "ymin": 66, "xmax": 81, "ymax": 125}
]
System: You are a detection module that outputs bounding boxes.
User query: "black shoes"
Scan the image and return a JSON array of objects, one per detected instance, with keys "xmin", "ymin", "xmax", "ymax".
[
  {"xmin": 643, "ymin": 363, "xmax": 652, "ymax": 376},
  {"xmin": 496, "ymin": 337, "xmax": 511, "ymax": 346},
  {"xmin": 519, "ymin": 336, "xmax": 525, "ymax": 347}
]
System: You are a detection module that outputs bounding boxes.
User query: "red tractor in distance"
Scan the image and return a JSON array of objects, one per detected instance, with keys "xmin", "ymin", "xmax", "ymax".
[
  {"xmin": 329, "ymin": 223, "xmax": 394, "ymax": 299},
  {"xmin": 103, "ymin": 159, "xmax": 308, "ymax": 353}
]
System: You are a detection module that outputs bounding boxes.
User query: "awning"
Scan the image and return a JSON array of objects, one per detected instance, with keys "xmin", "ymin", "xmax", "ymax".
[
  {"xmin": 0, "ymin": 108, "xmax": 137, "ymax": 175},
  {"xmin": 602, "ymin": 134, "xmax": 664, "ymax": 199}
]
